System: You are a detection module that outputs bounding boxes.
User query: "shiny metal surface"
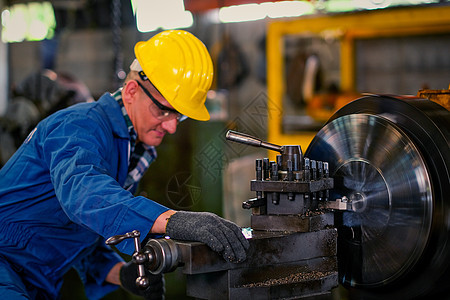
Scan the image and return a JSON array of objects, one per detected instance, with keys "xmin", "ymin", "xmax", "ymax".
[
  {"xmin": 225, "ymin": 130, "xmax": 283, "ymax": 152},
  {"xmin": 306, "ymin": 95, "xmax": 450, "ymax": 298},
  {"xmin": 308, "ymin": 113, "xmax": 432, "ymax": 288}
]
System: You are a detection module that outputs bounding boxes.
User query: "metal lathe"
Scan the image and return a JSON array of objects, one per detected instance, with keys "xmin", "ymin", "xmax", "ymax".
[{"xmin": 108, "ymin": 92, "xmax": 450, "ymax": 300}]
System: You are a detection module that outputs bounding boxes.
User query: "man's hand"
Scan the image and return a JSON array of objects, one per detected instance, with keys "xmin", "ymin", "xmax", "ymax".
[
  {"xmin": 165, "ymin": 211, "xmax": 250, "ymax": 262},
  {"xmin": 120, "ymin": 261, "xmax": 165, "ymax": 300}
]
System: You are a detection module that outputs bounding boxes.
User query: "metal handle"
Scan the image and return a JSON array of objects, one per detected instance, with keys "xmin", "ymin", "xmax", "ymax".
[
  {"xmin": 106, "ymin": 230, "xmax": 180, "ymax": 289},
  {"xmin": 105, "ymin": 230, "xmax": 140, "ymax": 246},
  {"xmin": 106, "ymin": 230, "xmax": 149, "ymax": 289},
  {"xmin": 226, "ymin": 130, "xmax": 283, "ymax": 153}
]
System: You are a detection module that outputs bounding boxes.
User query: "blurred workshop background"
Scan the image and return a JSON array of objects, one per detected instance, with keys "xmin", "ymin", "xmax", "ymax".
[{"xmin": 1, "ymin": 0, "xmax": 449, "ymax": 299}]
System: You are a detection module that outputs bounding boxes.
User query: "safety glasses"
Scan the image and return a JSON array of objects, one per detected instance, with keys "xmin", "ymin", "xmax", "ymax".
[{"xmin": 136, "ymin": 80, "xmax": 187, "ymax": 122}]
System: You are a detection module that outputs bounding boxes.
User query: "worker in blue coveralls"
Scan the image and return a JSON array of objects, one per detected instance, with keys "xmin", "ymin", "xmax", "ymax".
[{"xmin": 0, "ymin": 30, "xmax": 249, "ymax": 299}]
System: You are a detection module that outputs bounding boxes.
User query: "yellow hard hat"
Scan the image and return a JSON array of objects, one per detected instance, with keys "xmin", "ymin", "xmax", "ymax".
[{"xmin": 134, "ymin": 30, "xmax": 213, "ymax": 121}]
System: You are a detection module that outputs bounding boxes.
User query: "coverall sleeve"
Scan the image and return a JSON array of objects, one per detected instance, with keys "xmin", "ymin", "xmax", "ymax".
[
  {"xmin": 73, "ymin": 239, "xmax": 124, "ymax": 300},
  {"xmin": 42, "ymin": 110, "xmax": 169, "ymax": 254}
]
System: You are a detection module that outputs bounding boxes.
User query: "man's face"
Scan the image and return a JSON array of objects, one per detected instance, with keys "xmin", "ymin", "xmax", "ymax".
[{"xmin": 123, "ymin": 79, "xmax": 179, "ymax": 147}]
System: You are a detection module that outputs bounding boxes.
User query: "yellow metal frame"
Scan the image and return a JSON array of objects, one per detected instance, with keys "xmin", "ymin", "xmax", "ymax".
[{"xmin": 267, "ymin": 5, "xmax": 450, "ymax": 159}]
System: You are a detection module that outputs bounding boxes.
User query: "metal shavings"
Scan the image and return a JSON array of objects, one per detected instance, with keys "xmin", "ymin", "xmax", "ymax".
[{"xmin": 241, "ymin": 271, "xmax": 334, "ymax": 288}]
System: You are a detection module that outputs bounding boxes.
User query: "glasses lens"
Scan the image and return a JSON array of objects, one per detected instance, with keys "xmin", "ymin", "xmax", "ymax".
[
  {"xmin": 178, "ymin": 115, "xmax": 188, "ymax": 122},
  {"xmin": 137, "ymin": 80, "xmax": 183, "ymax": 122},
  {"xmin": 149, "ymin": 105, "xmax": 183, "ymax": 122}
]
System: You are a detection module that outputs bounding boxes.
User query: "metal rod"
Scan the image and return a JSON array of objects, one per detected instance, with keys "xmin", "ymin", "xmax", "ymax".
[{"xmin": 226, "ymin": 130, "xmax": 283, "ymax": 153}]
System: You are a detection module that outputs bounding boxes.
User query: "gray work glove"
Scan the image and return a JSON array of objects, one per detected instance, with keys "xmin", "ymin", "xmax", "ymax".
[
  {"xmin": 120, "ymin": 261, "xmax": 165, "ymax": 300},
  {"xmin": 165, "ymin": 211, "xmax": 250, "ymax": 262}
]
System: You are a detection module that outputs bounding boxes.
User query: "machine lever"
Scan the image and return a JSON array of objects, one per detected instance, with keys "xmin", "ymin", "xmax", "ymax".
[
  {"xmin": 106, "ymin": 230, "xmax": 150, "ymax": 289},
  {"xmin": 106, "ymin": 231, "xmax": 180, "ymax": 289},
  {"xmin": 105, "ymin": 230, "xmax": 139, "ymax": 246},
  {"xmin": 226, "ymin": 130, "xmax": 283, "ymax": 153}
]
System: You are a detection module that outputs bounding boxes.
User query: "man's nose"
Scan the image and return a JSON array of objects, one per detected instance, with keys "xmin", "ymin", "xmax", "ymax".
[{"xmin": 161, "ymin": 118, "xmax": 177, "ymax": 134}]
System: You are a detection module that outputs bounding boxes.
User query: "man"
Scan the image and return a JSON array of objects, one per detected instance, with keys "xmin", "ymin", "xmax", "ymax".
[{"xmin": 0, "ymin": 30, "xmax": 249, "ymax": 299}]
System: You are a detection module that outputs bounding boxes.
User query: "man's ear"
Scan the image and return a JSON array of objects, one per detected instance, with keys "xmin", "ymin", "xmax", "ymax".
[{"xmin": 122, "ymin": 80, "xmax": 139, "ymax": 104}]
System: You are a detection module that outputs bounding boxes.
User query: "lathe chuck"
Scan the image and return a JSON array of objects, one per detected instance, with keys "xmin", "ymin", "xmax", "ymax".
[{"xmin": 305, "ymin": 95, "xmax": 450, "ymax": 299}]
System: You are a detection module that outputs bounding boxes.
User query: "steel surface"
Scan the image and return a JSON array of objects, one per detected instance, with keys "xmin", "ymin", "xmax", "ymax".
[{"xmin": 306, "ymin": 95, "xmax": 450, "ymax": 298}]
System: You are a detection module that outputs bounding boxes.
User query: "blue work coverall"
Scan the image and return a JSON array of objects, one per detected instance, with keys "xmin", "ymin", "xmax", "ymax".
[{"xmin": 0, "ymin": 93, "xmax": 170, "ymax": 299}]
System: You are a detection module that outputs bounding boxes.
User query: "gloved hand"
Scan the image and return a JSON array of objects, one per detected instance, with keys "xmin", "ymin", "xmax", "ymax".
[
  {"xmin": 120, "ymin": 261, "xmax": 165, "ymax": 300},
  {"xmin": 165, "ymin": 211, "xmax": 250, "ymax": 262}
]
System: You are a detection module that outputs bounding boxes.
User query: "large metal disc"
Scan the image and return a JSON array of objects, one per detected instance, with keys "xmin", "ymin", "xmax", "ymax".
[
  {"xmin": 305, "ymin": 95, "xmax": 450, "ymax": 298},
  {"xmin": 308, "ymin": 113, "xmax": 432, "ymax": 285}
]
